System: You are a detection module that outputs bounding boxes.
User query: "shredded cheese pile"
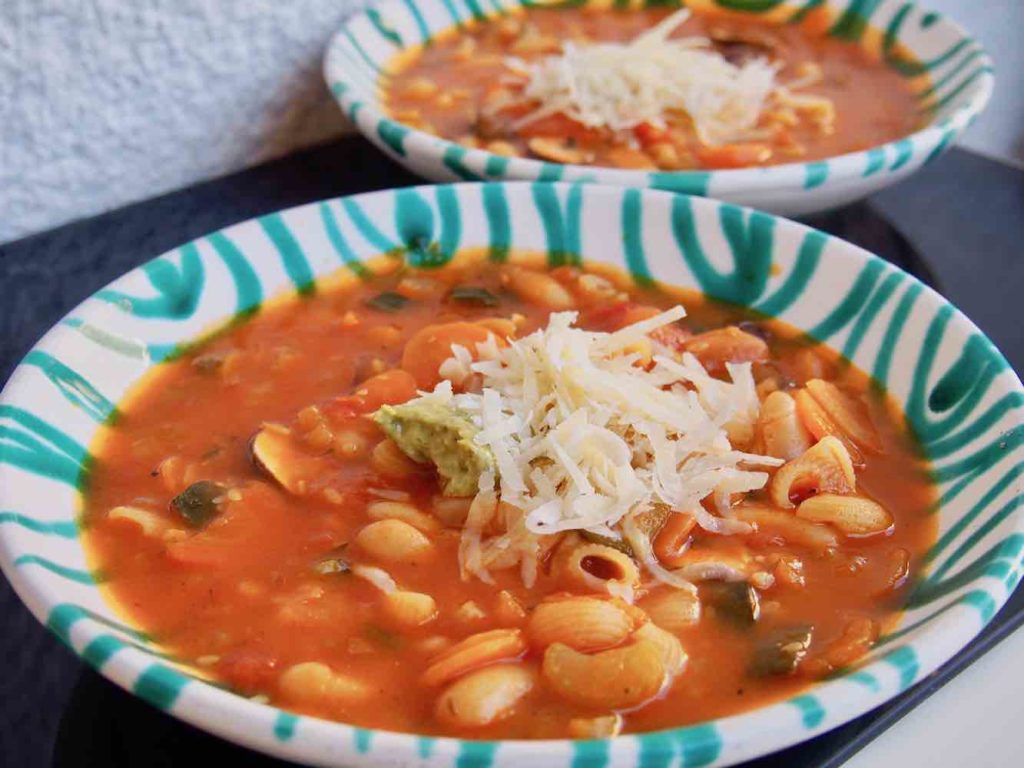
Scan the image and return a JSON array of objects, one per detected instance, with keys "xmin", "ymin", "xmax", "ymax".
[
  {"xmin": 418, "ymin": 306, "xmax": 782, "ymax": 588},
  {"xmin": 516, "ymin": 9, "xmax": 781, "ymax": 145}
]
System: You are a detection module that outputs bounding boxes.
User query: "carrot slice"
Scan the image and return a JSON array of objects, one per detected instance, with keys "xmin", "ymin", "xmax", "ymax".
[{"xmin": 401, "ymin": 322, "xmax": 496, "ymax": 389}]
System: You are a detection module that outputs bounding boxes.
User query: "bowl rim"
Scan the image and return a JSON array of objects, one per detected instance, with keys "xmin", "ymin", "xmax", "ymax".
[
  {"xmin": 1, "ymin": 181, "xmax": 1021, "ymax": 767},
  {"xmin": 322, "ymin": 0, "xmax": 994, "ymax": 193}
]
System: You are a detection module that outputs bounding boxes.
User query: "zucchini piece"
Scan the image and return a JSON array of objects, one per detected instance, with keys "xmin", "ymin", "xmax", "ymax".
[
  {"xmin": 749, "ymin": 625, "xmax": 813, "ymax": 677},
  {"xmin": 313, "ymin": 546, "xmax": 351, "ymax": 576},
  {"xmin": 170, "ymin": 481, "xmax": 226, "ymax": 528},
  {"xmin": 365, "ymin": 292, "xmax": 410, "ymax": 312},
  {"xmin": 635, "ymin": 504, "xmax": 672, "ymax": 538},
  {"xmin": 703, "ymin": 581, "xmax": 761, "ymax": 629},
  {"xmin": 580, "ymin": 505, "xmax": 671, "ymax": 557},
  {"xmin": 448, "ymin": 286, "xmax": 499, "ymax": 307},
  {"xmin": 579, "ymin": 530, "xmax": 633, "ymax": 556}
]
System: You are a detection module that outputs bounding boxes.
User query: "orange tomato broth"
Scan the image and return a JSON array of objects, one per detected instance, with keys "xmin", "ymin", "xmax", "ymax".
[
  {"xmin": 81, "ymin": 251, "xmax": 936, "ymax": 738},
  {"xmin": 382, "ymin": 4, "xmax": 924, "ymax": 171}
]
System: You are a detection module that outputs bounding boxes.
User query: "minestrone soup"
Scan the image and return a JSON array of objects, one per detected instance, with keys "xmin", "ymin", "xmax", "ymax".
[
  {"xmin": 383, "ymin": 6, "xmax": 924, "ymax": 170},
  {"xmin": 83, "ymin": 252, "xmax": 935, "ymax": 738}
]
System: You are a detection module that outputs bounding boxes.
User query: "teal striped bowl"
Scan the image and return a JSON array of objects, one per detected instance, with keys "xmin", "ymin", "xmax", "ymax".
[
  {"xmin": 1, "ymin": 183, "xmax": 1021, "ymax": 766},
  {"xmin": 324, "ymin": 0, "xmax": 993, "ymax": 216}
]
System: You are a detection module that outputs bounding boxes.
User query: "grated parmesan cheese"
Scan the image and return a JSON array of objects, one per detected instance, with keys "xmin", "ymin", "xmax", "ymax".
[
  {"xmin": 409, "ymin": 306, "xmax": 782, "ymax": 588},
  {"xmin": 516, "ymin": 9, "xmax": 782, "ymax": 145}
]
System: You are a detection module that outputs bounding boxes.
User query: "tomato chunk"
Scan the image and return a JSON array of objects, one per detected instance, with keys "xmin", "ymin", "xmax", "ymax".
[
  {"xmin": 324, "ymin": 369, "xmax": 419, "ymax": 419},
  {"xmin": 217, "ymin": 647, "xmax": 279, "ymax": 694}
]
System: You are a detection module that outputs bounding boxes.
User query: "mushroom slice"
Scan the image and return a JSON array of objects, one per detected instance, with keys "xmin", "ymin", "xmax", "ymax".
[{"xmin": 250, "ymin": 424, "xmax": 332, "ymax": 495}]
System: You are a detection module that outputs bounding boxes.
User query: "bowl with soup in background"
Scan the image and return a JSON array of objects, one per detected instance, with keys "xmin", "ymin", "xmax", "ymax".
[{"xmin": 324, "ymin": 0, "xmax": 992, "ymax": 215}]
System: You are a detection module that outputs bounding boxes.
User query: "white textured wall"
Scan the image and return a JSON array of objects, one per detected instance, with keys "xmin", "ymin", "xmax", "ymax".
[
  {"xmin": 0, "ymin": 0, "xmax": 366, "ymax": 243},
  {"xmin": 927, "ymin": 0, "xmax": 1024, "ymax": 165},
  {"xmin": 1, "ymin": 0, "xmax": 1021, "ymax": 243}
]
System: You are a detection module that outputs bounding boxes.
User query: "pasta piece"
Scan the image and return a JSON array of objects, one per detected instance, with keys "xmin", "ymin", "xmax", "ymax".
[
  {"xmin": 573, "ymin": 273, "xmax": 623, "ymax": 306},
  {"xmin": 796, "ymin": 494, "xmax": 893, "ymax": 536},
  {"xmin": 683, "ymin": 326, "xmax": 768, "ymax": 376},
  {"xmin": 332, "ymin": 429, "xmax": 371, "ymax": 460},
  {"xmin": 731, "ymin": 503, "xmax": 838, "ymax": 551},
  {"xmin": 370, "ymin": 439, "xmax": 426, "ymax": 481},
  {"xmin": 415, "ymin": 635, "xmax": 452, "ymax": 655},
  {"xmin": 432, "ymin": 495, "xmax": 473, "ymax": 528},
  {"xmin": 435, "ymin": 664, "xmax": 535, "ymax": 728},
  {"xmin": 382, "ymin": 590, "xmax": 438, "ymax": 628},
  {"xmin": 542, "ymin": 639, "xmax": 666, "ymax": 709},
  {"xmin": 454, "ymin": 600, "xmax": 487, "ymax": 623},
  {"xmin": 107, "ymin": 506, "xmax": 168, "ymax": 537},
  {"xmin": 366, "ymin": 500, "xmax": 440, "ymax": 533},
  {"xmin": 770, "ymin": 436, "xmax": 856, "ymax": 508},
  {"xmin": 403, "ymin": 77, "xmax": 439, "ymax": 100},
  {"xmin": 793, "ymin": 388, "xmax": 865, "ymax": 467},
  {"xmin": 640, "ymin": 589, "xmax": 702, "ymax": 633},
  {"xmin": 568, "ymin": 714, "xmax": 624, "ymax": 739},
  {"xmin": 652, "ymin": 512, "xmax": 697, "ymax": 568},
  {"xmin": 355, "ymin": 519, "xmax": 434, "ymax": 565},
  {"xmin": 278, "ymin": 662, "xmax": 371, "ymax": 707},
  {"xmin": 758, "ymin": 390, "xmax": 813, "ymax": 461},
  {"xmin": 670, "ymin": 547, "xmax": 754, "ymax": 583},
  {"xmin": 494, "ymin": 590, "xmax": 527, "ymax": 626},
  {"xmin": 527, "ymin": 596, "xmax": 637, "ymax": 653},
  {"xmin": 561, "ymin": 542, "xmax": 641, "ymax": 599},
  {"xmin": 632, "ymin": 622, "xmax": 688, "ymax": 675},
  {"xmin": 501, "ymin": 265, "xmax": 576, "ymax": 310},
  {"xmin": 528, "ymin": 137, "xmax": 594, "ymax": 165},
  {"xmin": 423, "ymin": 628, "xmax": 527, "ymax": 687},
  {"xmin": 805, "ymin": 379, "xmax": 882, "ymax": 453}
]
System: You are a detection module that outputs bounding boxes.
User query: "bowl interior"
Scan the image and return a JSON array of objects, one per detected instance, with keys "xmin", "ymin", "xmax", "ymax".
[
  {"xmin": 1, "ymin": 182, "xmax": 1020, "ymax": 767},
  {"xmin": 324, "ymin": 0, "xmax": 993, "ymax": 200}
]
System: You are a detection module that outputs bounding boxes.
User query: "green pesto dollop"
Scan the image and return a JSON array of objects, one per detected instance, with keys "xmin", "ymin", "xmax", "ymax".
[{"xmin": 373, "ymin": 401, "xmax": 495, "ymax": 497}]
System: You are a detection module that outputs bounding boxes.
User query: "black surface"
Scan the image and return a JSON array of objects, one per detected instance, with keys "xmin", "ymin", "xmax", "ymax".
[{"xmin": 1, "ymin": 139, "xmax": 1023, "ymax": 766}]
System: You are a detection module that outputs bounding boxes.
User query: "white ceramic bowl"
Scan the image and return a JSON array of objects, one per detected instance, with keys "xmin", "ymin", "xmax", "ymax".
[
  {"xmin": 1, "ymin": 183, "xmax": 1021, "ymax": 766},
  {"xmin": 324, "ymin": 0, "xmax": 993, "ymax": 216}
]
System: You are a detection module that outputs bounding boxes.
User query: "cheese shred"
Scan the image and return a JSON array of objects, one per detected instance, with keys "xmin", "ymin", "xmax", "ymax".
[
  {"xmin": 517, "ymin": 8, "xmax": 795, "ymax": 145},
  {"xmin": 408, "ymin": 306, "xmax": 782, "ymax": 588}
]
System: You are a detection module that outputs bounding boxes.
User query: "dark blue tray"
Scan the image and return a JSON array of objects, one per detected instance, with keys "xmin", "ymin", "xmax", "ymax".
[{"xmin": 1, "ymin": 140, "xmax": 1022, "ymax": 766}]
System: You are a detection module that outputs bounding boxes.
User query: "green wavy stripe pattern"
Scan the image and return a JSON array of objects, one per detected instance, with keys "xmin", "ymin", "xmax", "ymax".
[{"xmin": 2, "ymin": 181, "xmax": 1020, "ymax": 767}]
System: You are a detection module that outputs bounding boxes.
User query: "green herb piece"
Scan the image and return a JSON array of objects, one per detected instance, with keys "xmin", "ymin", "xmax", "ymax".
[
  {"xmin": 170, "ymin": 481, "xmax": 226, "ymax": 528},
  {"xmin": 365, "ymin": 292, "xmax": 410, "ymax": 312},
  {"xmin": 363, "ymin": 623, "xmax": 401, "ymax": 650},
  {"xmin": 448, "ymin": 286, "xmax": 499, "ymax": 307}
]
